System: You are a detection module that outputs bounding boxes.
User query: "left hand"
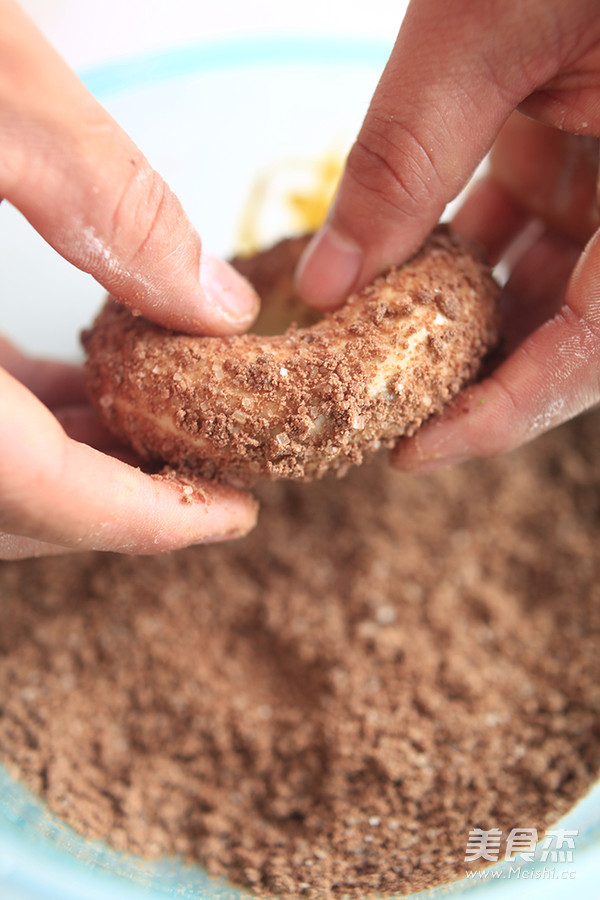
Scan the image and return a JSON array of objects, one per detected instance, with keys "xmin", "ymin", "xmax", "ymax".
[
  {"xmin": 0, "ymin": 335, "xmax": 258, "ymax": 559},
  {"xmin": 0, "ymin": 0, "xmax": 259, "ymax": 558}
]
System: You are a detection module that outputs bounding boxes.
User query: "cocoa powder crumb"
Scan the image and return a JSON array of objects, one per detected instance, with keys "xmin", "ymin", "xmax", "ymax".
[
  {"xmin": 82, "ymin": 229, "xmax": 499, "ymax": 483},
  {"xmin": 151, "ymin": 464, "xmax": 210, "ymax": 505},
  {"xmin": 1, "ymin": 413, "xmax": 600, "ymax": 898}
]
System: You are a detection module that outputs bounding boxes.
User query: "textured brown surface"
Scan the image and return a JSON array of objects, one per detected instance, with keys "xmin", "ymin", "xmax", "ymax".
[
  {"xmin": 1, "ymin": 413, "xmax": 600, "ymax": 898},
  {"xmin": 82, "ymin": 226, "xmax": 499, "ymax": 482}
]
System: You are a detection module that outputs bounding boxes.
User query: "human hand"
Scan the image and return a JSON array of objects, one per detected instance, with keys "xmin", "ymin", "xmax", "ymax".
[
  {"xmin": 296, "ymin": 0, "xmax": 600, "ymax": 469},
  {"xmin": 0, "ymin": 0, "xmax": 259, "ymax": 558}
]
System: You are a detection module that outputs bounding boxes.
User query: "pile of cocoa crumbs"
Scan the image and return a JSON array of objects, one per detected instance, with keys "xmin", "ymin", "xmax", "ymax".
[{"xmin": 1, "ymin": 414, "xmax": 600, "ymax": 898}]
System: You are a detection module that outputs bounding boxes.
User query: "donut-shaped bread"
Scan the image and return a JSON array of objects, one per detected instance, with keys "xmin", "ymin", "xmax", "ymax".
[{"xmin": 83, "ymin": 226, "xmax": 499, "ymax": 482}]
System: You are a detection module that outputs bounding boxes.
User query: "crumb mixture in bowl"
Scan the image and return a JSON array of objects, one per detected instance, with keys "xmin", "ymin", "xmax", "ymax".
[{"xmin": 0, "ymin": 413, "xmax": 599, "ymax": 898}]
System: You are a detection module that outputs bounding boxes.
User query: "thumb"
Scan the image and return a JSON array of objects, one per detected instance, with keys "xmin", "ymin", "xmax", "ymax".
[
  {"xmin": 296, "ymin": 0, "xmax": 565, "ymax": 308},
  {"xmin": 0, "ymin": 0, "xmax": 259, "ymax": 335}
]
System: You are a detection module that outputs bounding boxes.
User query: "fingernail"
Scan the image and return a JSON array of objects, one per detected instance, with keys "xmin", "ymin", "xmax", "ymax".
[
  {"xmin": 392, "ymin": 442, "xmax": 467, "ymax": 473},
  {"xmin": 416, "ymin": 455, "xmax": 467, "ymax": 473},
  {"xmin": 296, "ymin": 224, "xmax": 363, "ymax": 308},
  {"xmin": 199, "ymin": 252, "xmax": 260, "ymax": 327},
  {"xmin": 193, "ymin": 491, "xmax": 259, "ymax": 544},
  {"xmin": 199, "ymin": 526, "xmax": 251, "ymax": 545}
]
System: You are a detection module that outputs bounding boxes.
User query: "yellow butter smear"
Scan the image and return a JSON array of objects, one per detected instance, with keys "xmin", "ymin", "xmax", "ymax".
[{"xmin": 236, "ymin": 149, "xmax": 345, "ymax": 255}]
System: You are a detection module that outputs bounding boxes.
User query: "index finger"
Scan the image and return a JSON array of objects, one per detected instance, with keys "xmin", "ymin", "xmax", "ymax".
[
  {"xmin": 392, "ymin": 226, "xmax": 600, "ymax": 470},
  {"xmin": 0, "ymin": 0, "xmax": 259, "ymax": 335}
]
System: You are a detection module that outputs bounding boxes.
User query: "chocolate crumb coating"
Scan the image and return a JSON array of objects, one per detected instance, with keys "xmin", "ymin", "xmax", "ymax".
[{"xmin": 82, "ymin": 226, "xmax": 499, "ymax": 482}]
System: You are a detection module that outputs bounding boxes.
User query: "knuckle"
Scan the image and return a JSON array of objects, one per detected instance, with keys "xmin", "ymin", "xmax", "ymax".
[
  {"xmin": 345, "ymin": 116, "xmax": 442, "ymax": 219},
  {"xmin": 109, "ymin": 159, "xmax": 171, "ymax": 268}
]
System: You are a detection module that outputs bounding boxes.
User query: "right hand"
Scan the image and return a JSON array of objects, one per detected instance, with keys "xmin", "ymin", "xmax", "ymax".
[{"xmin": 296, "ymin": 0, "xmax": 600, "ymax": 470}]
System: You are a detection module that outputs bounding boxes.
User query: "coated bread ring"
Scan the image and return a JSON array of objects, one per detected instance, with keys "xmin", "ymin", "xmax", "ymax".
[{"xmin": 83, "ymin": 226, "xmax": 499, "ymax": 482}]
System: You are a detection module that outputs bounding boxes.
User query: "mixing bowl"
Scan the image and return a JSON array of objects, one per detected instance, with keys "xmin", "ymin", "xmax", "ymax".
[{"xmin": 0, "ymin": 36, "xmax": 599, "ymax": 900}]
